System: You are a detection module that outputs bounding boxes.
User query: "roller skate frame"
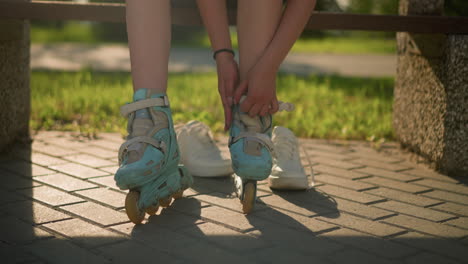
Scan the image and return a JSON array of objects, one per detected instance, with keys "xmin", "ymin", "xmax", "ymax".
[{"xmin": 125, "ymin": 165, "xmax": 193, "ymax": 224}]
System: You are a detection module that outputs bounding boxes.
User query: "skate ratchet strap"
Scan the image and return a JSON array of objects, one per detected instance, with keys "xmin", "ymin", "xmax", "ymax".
[
  {"xmin": 120, "ymin": 96, "xmax": 170, "ymax": 117},
  {"xmin": 118, "ymin": 136, "xmax": 163, "ymax": 164},
  {"xmin": 231, "ymin": 132, "xmax": 275, "ymax": 154}
]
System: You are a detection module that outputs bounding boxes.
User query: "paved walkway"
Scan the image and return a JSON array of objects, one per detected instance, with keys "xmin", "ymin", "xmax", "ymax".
[
  {"xmin": 31, "ymin": 44, "xmax": 396, "ymax": 77},
  {"xmin": 1, "ymin": 131, "xmax": 467, "ymax": 263}
]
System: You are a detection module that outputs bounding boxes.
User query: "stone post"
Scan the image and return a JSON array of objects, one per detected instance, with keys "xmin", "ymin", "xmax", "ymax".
[
  {"xmin": 395, "ymin": 0, "xmax": 468, "ymax": 176},
  {"xmin": 0, "ymin": 0, "xmax": 31, "ymax": 151}
]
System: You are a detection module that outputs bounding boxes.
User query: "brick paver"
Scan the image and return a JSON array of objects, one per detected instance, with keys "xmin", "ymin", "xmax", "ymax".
[
  {"xmin": 360, "ymin": 176, "xmax": 432, "ymax": 193},
  {"xmin": 382, "ymin": 214, "xmax": 468, "ymax": 238},
  {"xmin": 34, "ymin": 173, "xmax": 98, "ymax": 192},
  {"xmin": 365, "ymin": 187, "xmax": 442, "ymax": 207},
  {"xmin": 442, "ymin": 217, "xmax": 468, "ymax": 230},
  {"xmin": 43, "ymin": 218, "xmax": 126, "ymax": 247},
  {"xmin": 25, "ymin": 238, "xmax": 111, "ymax": 264},
  {"xmin": 313, "ymin": 164, "xmax": 370, "ymax": 180},
  {"xmin": 430, "ymin": 202, "xmax": 468, "ymax": 216},
  {"xmin": 422, "ymin": 190, "xmax": 468, "ymax": 205},
  {"xmin": 2, "ymin": 200, "xmax": 71, "ymax": 224},
  {"xmin": 75, "ymin": 188, "xmax": 126, "ymax": 209},
  {"xmin": 402, "ymin": 168, "xmax": 462, "ymax": 183},
  {"xmin": 330, "ymin": 197, "xmax": 395, "ymax": 220},
  {"xmin": 1, "ymin": 131, "xmax": 467, "ymax": 263},
  {"xmin": 60, "ymin": 202, "xmax": 128, "ymax": 226},
  {"xmin": 316, "ymin": 213, "xmax": 406, "ymax": 237},
  {"xmin": 372, "ymin": 200, "xmax": 455, "ymax": 222},
  {"xmin": 349, "ymin": 158, "xmax": 411, "ymax": 172},
  {"xmin": 30, "ymin": 152, "xmax": 68, "ymax": 166},
  {"xmin": 392, "ymin": 232, "xmax": 468, "ymax": 262},
  {"xmin": 88, "ymin": 175, "xmax": 119, "ymax": 190},
  {"xmin": 315, "ymin": 184, "xmax": 385, "ymax": 204},
  {"xmin": 315, "ymin": 173, "xmax": 376, "ymax": 191},
  {"xmin": 318, "ymin": 227, "xmax": 418, "ymax": 259},
  {"xmin": 413, "ymin": 179, "xmax": 468, "ymax": 195},
  {"xmin": 19, "ymin": 185, "xmax": 85, "ymax": 206},
  {"xmin": 64, "ymin": 153, "xmax": 116, "ymax": 168},
  {"xmin": 404, "ymin": 252, "xmax": 461, "ymax": 264},
  {"xmin": 353, "ymin": 166, "xmax": 420, "ymax": 182},
  {"xmin": 49, "ymin": 163, "xmax": 110, "ymax": 179}
]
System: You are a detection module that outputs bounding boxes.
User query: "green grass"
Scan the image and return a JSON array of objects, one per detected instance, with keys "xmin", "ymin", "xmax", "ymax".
[
  {"xmin": 31, "ymin": 22, "xmax": 100, "ymax": 43},
  {"xmin": 289, "ymin": 36, "xmax": 396, "ymax": 54},
  {"xmin": 31, "ymin": 22, "xmax": 396, "ymax": 54},
  {"xmin": 31, "ymin": 70, "xmax": 394, "ymax": 141}
]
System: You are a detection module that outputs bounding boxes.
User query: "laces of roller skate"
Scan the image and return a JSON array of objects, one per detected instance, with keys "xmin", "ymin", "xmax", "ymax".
[
  {"xmin": 125, "ymin": 110, "xmax": 169, "ymax": 164},
  {"xmin": 126, "ymin": 118, "xmax": 153, "ymax": 164}
]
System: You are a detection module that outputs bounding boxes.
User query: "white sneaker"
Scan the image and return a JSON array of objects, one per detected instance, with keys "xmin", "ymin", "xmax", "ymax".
[
  {"xmin": 176, "ymin": 120, "xmax": 233, "ymax": 177},
  {"xmin": 268, "ymin": 126, "xmax": 310, "ymax": 190}
]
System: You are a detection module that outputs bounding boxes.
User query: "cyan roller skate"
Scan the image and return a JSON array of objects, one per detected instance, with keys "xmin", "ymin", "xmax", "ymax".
[
  {"xmin": 229, "ymin": 98, "xmax": 294, "ymax": 214},
  {"xmin": 114, "ymin": 89, "xmax": 193, "ymax": 224}
]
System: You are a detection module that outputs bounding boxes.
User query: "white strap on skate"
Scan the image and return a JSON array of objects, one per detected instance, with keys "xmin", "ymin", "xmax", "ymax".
[
  {"xmin": 278, "ymin": 101, "xmax": 295, "ymax": 112},
  {"xmin": 232, "ymin": 131, "xmax": 275, "ymax": 153},
  {"xmin": 118, "ymin": 136, "xmax": 163, "ymax": 165},
  {"xmin": 120, "ymin": 96, "xmax": 169, "ymax": 117}
]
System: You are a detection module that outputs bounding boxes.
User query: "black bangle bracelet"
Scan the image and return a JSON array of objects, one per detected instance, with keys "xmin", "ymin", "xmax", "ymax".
[{"xmin": 213, "ymin": 49, "xmax": 235, "ymax": 60}]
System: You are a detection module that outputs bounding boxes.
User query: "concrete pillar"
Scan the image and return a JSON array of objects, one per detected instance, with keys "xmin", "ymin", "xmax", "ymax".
[
  {"xmin": 0, "ymin": 0, "xmax": 31, "ymax": 151},
  {"xmin": 395, "ymin": 0, "xmax": 468, "ymax": 176}
]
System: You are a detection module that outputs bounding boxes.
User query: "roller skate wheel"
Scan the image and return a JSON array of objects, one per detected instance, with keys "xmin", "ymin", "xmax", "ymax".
[
  {"xmin": 125, "ymin": 191, "xmax": 145, "ymax": 224},
  {"xmin": 241, "ymin": 182, "xmax": 256, "ymax": 214},
  {"xmin": 172, "ymin": 190, "xmax": 184, "ymax": 199},
  {"xmin": 159, "ymin": 197, "xmax": 172, "ymax": 207},
  {"xmin": 145, "ymin": 205, "xmax": 159, "ymax": 215}
]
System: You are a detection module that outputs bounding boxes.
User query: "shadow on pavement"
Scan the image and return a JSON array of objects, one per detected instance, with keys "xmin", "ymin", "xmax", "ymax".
[{"xmin": 1, "ymin": 143, "xmax": 467, "ymax": 263}]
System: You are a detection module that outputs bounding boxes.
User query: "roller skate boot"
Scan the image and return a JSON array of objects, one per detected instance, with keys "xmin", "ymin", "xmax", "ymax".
[
  {"xmin": 114, "ymin": 89, "xmax": 193, "ymax": 224},
  {"xmin": 229, "ymin": 98, "xmax": 294, "ymax": 214},
  {"xmin": 176, "ymin": 120, "xmax": 233, "ymax": 177}
]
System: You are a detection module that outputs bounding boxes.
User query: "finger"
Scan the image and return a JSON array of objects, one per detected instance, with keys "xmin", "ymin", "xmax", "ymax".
[
  {"xmin": 269, "ymin": 97, "xmax": 279, "ymax": 114},
  {"xmin": 248, "ymin": 104, "xmax": 263, "ymax": 118},
  {"xmin": 259, "ymin": 104, "xmax": 270, "ymax": 117},
  {"xmin": 218, "ymin": 81, "xmax": 227, "ymax": 105},
  {"xmin": 219, "ymin": 81, "xmax": 231, "ymax": 129},
  {"xmin": 240, "ymin": 96, "xmax": 254, "ymax": 113},
  {"xmin": 226, "ymin": 79, "xmax": 235, "ymax": 107},
  {"xmin": 225, "ymin": 106, "xmax": 233, "ymax": 131},
  {"xmin": 234, "ymin": 80, "xmax": 248, "ymax": 104}
]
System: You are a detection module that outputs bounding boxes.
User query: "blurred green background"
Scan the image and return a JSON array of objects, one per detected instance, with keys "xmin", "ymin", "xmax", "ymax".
[{"xmin": 29, "ymin": 0, "xmax": 468, "ymax": 142}]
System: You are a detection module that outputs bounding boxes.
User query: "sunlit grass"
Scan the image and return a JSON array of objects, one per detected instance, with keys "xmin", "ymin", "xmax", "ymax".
[
  {"xmin": 31, "ymin": 22, "xmax": 396, "ymax": 54},
  {"xmin": 31, "ymin": 70, "xmax": 394, "ymax": 141}
]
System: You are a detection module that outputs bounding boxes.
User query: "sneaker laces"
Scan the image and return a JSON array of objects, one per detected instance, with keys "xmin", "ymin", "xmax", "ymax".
[
  {"xmin": 186, "ymin": 122, "xmax": 220, "ymax": 154},
  {"xmin": 274, "ymin": 132, "xmax": 316, "ymax": 188},
  {"xmin": 274, "ymin": 135, "xmax": 298, "ymax": 161},
  {"xmin": 300, "ymin": 145, "xmax": 315, "ymax": 187}
]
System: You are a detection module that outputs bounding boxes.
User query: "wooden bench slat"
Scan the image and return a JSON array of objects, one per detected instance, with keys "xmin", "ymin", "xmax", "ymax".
[{"xmin": 0, "ymin": 1, "xmax": 467, "ymax": 34}]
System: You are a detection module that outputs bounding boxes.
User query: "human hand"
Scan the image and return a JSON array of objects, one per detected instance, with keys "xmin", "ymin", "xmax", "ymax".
[
  {"xmin": 215, "ymin": 53, "xmax": 239, "ymax": 131},
  {"xmin": 234, "ymin": 65, "xmax": 279, "ymax": 117}
]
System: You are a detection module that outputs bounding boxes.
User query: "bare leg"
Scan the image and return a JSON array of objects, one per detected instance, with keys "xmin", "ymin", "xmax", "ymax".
[
  {"xmin": 126, "ymin": 0, "xmax": 171, "ymax": 93},
  {"xmin": 237, "ymin": 0, "xmax": 283, "ymax": 80}
]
